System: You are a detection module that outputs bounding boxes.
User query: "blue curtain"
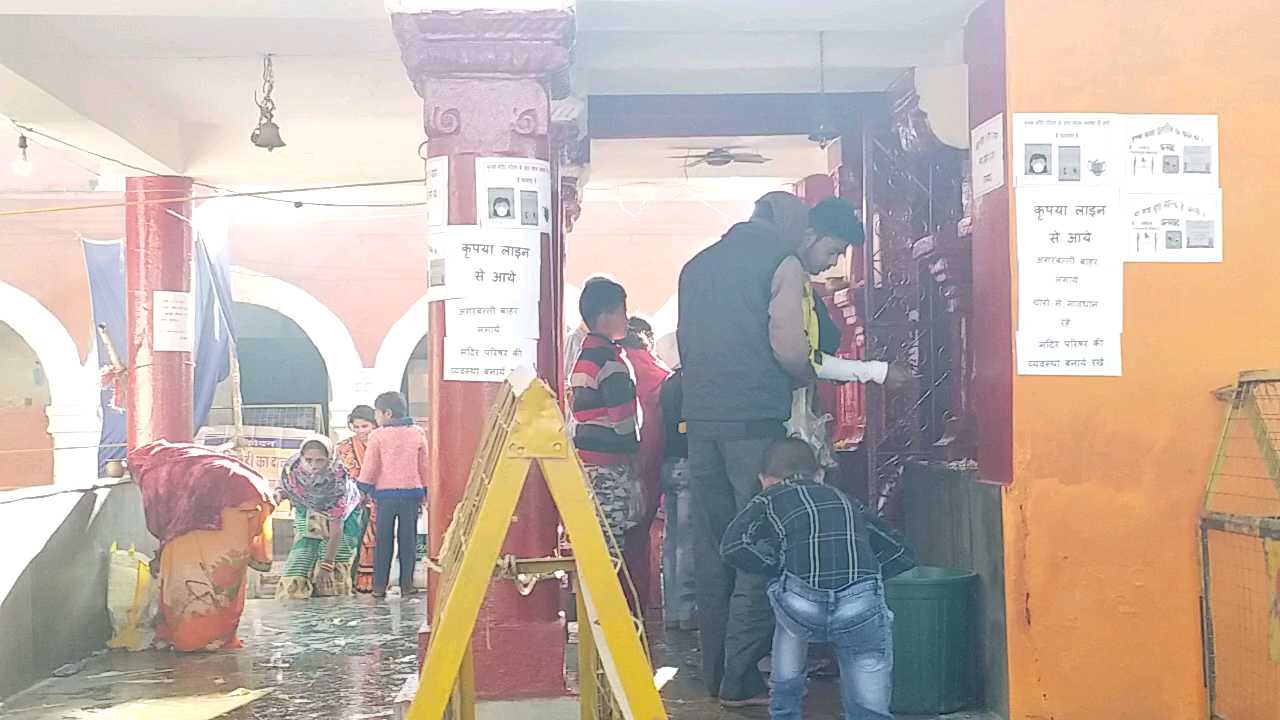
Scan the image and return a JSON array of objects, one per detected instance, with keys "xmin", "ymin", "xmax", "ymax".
[
  {"xmin": 82, "ymin": 239, "xmax": 127, "ymax": 474},
  {"xmin": 82, "ymin": 234, "xmax": 236, "ymax": 475}
]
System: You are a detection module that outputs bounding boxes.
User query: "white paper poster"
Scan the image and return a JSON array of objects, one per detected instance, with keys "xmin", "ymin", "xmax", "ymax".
[
  {"xmin": 1124, "ymin": 115, "xmax": 1219, "ymax": 191},
  {"xmin": 1016, "ymin": 331, "xmax": 1122, "ymax": 376},
  {"xmin": 475, "ymin": 157, "xmax": 552, "ymax": 232},
  {"xmin": 446, "ymin": 295, "xmax": 540, "ymax": 340},
  {"xmin": 152, "ymin": 290, "xmax": 194, "ymax": 352},
  {"xmin": 425, "ymin": 155, "xmax": 449, "ymax": 227},
  {"xmin": 1012, "ymin": 113, "xmax": 1122, "ymax": 187},
  {"xmin": 1125, "ymin": 190, "xmax": 1223, "ymax": 263},
  {"xmin": 1016, "ymin": 186, "xmax": 1124, "ymax": 332},
  {"xmin": 438, "ymin": 227, "xmax": 541, "ymax": 301},
  {"xmin": 443, "ymin": 336, "xmax": 537, "ymax": 382},
  {"xmin": 971, "ymin": 113, "xmax": 1006, "ymax": 200}
]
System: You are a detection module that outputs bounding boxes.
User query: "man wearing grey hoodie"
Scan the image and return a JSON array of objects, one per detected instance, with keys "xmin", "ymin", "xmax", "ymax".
[{"xmin": 677, "ymin": 191, "xmax": 905, "ymax": 706}]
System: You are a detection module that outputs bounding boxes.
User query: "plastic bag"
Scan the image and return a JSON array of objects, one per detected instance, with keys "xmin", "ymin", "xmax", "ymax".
[
  {"xmin": 784, "ymin": 386, "xmax": 838, "ymax": 477},
  {"xmin": 106, "ymin": 543, "xmax": 157, "ymax": 651}
]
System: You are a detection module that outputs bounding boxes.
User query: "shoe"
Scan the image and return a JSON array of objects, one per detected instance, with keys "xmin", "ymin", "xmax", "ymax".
[
  {"xmin": 720, "ymin": 696, "xmax": 769, "ymax": 708},
  {"xmin": 372, "ymin": 588, "xmax": 387, "ymax": 599}
]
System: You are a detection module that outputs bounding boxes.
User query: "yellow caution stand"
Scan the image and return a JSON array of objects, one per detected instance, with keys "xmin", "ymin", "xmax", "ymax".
[{"xmin": 407, "ymin": 369, "xmax": 667, "ymax": 720}]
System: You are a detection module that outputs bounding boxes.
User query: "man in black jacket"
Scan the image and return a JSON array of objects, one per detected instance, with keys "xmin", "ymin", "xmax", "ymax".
[{"xmin": 677, "ymin": 192, "xmax": 904, "ymax": 706}]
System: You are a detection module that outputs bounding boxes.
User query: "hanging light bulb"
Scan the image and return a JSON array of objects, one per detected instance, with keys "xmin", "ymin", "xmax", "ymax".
[{"xmin": 11, "ymin": 134, "xmax": 32, "ymax": 176}]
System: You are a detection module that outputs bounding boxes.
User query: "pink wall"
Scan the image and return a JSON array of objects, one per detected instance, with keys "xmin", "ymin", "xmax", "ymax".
[{"xmin": 566, "ymin": 196, "xmax": 760, "ymax": 321}]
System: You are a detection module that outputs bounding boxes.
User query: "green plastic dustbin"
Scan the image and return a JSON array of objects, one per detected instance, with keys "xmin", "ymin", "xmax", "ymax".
[{"xmin": 885, "ymin": 566, "xmax": 978, "ymax": 715}]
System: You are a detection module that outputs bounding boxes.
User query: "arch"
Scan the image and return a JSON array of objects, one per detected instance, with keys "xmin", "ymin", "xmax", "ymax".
[
  {"xmin": 0, "ymin": 280, "xmax": 99, "ymax": 485},
  {"xmin": 373, "ymin": 293, "xmax": 431, "ymax": 395},
  {"xmin": 229, "ymin": 267, "xmax": 364, "ymax": 430},
  {"xmin": 0, "ymin": 281, "xmax": 87, "ymax": 407}
]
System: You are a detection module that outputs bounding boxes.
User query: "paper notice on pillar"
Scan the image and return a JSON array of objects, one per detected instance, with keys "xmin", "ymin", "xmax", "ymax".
[
  {"xmin": 475, "ymin": 157, "xmax": 552, "ymax": 233},
  {"xmin": 1016, "ymin": 186, "xmax": 1124, "ymax": 332},
  {"xmin": 445, "ymin": 295, "xmax": 540, "ymax": 340},
  {"xmin": 152, "ymin": 290, "xmax": 194, "ymax": 352},
  {"xmin": 426, "ymin": 155, "xmax": 449, "ymax": 227},
  {"xmin": 971, "ymin": 113, "xmax": 1006, "ymax": 200},
  {"xmin": 427, "ymin": 238, "xmax": 446, "ymax": 300},
  {"xmin": 1011, "ymin": 113, "xmax": 1122, "ymax": 187},
  {"xmin": 442, "ymin": 228, "xmax": 542, "ymax": 301},
  {"xmin": 1016, "ymin": 331, "xmax": 1122, "ymax": 376},
  {"xmin": 443, "ymin": 336, "xmax": 538, "ymax": 382},
  {"xmin": 1124, "ymin": 115, "xmax": 1219, "ymax": 191},
  {"xmin": 1125, "ymin": 190, "xmax": 1223, "ymax": 263}
]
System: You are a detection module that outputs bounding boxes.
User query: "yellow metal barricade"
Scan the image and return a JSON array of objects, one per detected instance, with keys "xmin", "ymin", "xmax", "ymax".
[{"xmin": 408, "ymin": 370, "xmax": 666, "ymax": 720}]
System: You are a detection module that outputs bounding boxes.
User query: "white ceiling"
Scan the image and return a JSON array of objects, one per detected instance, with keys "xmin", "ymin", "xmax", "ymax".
[
  {"xmin": 590, "ymin": 135, "xmax": 827, "ymax": 183},
  {"xmin": 0, "ymin": 0, "xmax": 980, "ymax": 188}
]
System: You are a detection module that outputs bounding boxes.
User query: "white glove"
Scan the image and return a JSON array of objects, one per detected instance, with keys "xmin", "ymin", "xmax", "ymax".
[{"xmin": 814, "ymin": 353, "xmax": 889, "ymax": 385}]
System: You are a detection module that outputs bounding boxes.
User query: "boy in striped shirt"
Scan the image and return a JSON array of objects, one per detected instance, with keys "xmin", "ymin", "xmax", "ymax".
[{"xmin": 569, "ymin": 278, "xmax": 640, "ymax": 551}]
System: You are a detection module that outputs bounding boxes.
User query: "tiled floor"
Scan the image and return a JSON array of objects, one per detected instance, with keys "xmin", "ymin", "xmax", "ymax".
[{"xmin": 0, "ymin": 595, "xmax": 996, "ymax": 720}]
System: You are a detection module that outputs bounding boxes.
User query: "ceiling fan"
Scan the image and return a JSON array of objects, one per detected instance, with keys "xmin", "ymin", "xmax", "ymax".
[{"xmin": 667, "ymin": 145, "xmax": 772, "ymax": 169}]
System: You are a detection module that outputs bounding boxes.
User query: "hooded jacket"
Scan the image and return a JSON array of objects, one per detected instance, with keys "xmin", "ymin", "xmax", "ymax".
[{"xmin": 676, "ymin": 191, "xmax": 817, "ymax": 437}]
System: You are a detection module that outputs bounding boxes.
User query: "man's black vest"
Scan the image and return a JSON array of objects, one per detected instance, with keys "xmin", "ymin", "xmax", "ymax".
[{"xmin": 677, "ymin": 219, "xmax": 796, "ymax": 437}]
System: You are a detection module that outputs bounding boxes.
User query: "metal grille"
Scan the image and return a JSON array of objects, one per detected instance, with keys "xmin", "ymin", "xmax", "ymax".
[
  {"xmin": 1201, "ymin": 371, "xmax": 1280, "ymax": 720},
  {"xmin": 860, "ymin": 97, "xmax": 969, "ymax": 514},
  {"xmin": 242, "ymin": 404, "xmax": 324, "ymax": 432}
]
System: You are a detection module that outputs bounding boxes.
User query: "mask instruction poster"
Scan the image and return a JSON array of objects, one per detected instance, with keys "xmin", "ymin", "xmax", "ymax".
[
  {"xmin": 1012, "ymin": 113, "xmax": 1122, "ymax": 187},
  {"xmin": 475, "ymin": 157, "xmax": 552, "ymax": 233}
]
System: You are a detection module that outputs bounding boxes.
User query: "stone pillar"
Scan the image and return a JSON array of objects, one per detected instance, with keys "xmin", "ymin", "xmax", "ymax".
[
  {"xmin": 390, "ymin": 6, "xmax": 574, "ymax": 699},
  {"xmin": 124, "ymin": 176, "xmax": 194, "ymax": 448}
]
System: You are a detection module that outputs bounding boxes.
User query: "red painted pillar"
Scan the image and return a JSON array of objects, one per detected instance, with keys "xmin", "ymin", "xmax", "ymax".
[
  {"xmin": 391, "ymin": 9, "xmax": 574, "ymax": 699},
  {"xmin": 124, "ymin": 175, "xmax": 194, "ymax": 449}
]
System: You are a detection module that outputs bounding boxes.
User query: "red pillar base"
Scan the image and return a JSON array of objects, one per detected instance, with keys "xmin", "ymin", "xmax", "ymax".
[
  {"xmin": 418, "ymin": 613, "xmax": 567, "ymax": 700},
  {"xmin": 391, "ymin": 8, "xmax": 575, "ymax": 701}
]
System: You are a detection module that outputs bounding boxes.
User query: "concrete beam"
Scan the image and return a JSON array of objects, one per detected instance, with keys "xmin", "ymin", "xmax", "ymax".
[{"xmin": 0, "ymin": 17, "xmax": 187, "ymax": 173}]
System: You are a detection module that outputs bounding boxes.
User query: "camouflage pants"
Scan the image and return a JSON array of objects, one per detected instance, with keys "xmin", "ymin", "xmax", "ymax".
[{"xmin": 584, "ymin": 462, "xmax": 639, "ymax": 552}]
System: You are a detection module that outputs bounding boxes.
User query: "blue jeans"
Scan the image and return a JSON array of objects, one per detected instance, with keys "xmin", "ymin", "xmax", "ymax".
[
  {"xmin": 660, "ymin": 459, "xmax": 696, "ymax": 623},
  {"xmin": 767, "ymin": 573, "xmax": 894, "ymax": 720}
]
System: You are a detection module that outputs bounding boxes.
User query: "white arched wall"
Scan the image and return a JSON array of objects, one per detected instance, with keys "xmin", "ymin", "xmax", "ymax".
[
  {"xmin": 229, "ymin": 267, "xmax": 365, "ymax": 434},
  {"xmin": 0, "ymin": 280, "xmax": 99, "ymax": 485},
  {"xmin": 373, "ymin": 294, "xmax": 430, "ymax": 399}
]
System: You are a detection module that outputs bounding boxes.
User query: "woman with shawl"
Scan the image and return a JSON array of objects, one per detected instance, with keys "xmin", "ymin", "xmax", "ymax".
[
  {"xmin": 128, "ymin": 441, "xmax": 274, "ymax": 652},
  {"xmin": 335, "ymin": 405, "xmax": 380, "ymax": 593},
  {"xmin": 276, "ymin": 434, "xmax": 363, "ymax": 599}
]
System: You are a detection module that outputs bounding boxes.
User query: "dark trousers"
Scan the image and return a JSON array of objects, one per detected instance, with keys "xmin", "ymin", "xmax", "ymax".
[
  {"xmin": 373, "ymin": 494, "xmax": 419, "ymax": 592},
  {"xmin": 689, "ymin": 435, "xmax": 777, "ymax": 702}
]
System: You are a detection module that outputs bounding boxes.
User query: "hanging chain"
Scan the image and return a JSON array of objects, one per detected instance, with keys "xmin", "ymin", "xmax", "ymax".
[{"xmin": 255, "ymin": 54, "xmax": 277, "ymax": 122}]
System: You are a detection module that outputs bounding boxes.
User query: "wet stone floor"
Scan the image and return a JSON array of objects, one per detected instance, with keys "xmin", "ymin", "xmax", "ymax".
[
  {"xmin": 2, "ymin": 595, "xmax": 426, "ymax": 720},
  {"xmin": 2, "ymin": 595, "xmax": 993, "ymax": 720}
]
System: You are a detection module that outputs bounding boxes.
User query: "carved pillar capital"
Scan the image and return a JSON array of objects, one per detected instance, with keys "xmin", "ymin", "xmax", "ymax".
[
  {"xmin": 390, "ymin": 9, "xmax": 573, "ymax": 158},
  {"xmin": 390, "ymin": 10, "xmax": 574, "ymax": 91}
]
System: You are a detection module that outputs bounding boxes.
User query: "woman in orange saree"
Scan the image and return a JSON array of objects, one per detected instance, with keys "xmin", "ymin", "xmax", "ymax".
[
  {"xmin": 335, "ymin": 405, "xmax": 379, "ymax": 593},
  {"xmin": 129, "ymin": 441, "xmax": 274, "ymax": 652}
]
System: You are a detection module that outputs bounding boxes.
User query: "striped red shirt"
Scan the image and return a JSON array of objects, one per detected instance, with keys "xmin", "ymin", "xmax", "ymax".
[{"xmin": 569, "ymin": 333, "xmax": 639, "ymax": 465}]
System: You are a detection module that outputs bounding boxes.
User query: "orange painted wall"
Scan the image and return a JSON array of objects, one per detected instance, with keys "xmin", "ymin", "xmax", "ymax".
[{"xmin": 1002, "ymin": 2, "xmax": 1280, "ymax": 718}]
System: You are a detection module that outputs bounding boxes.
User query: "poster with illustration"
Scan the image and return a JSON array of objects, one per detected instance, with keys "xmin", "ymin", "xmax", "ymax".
[
  {"xmin": 475, "ymin": 157, "xmax": 552, "ymax": 232},
  {"xmin": 1125, "ymin": 190, "xmax": 1223, "ymax": 263},
  {"xmin": 1124, "ymin": 115, "xmax": 1219, "ymax": 191},
  {"xmin": 1012, "ymin": 113, "xmax": 1123, "ymax": 187}
]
